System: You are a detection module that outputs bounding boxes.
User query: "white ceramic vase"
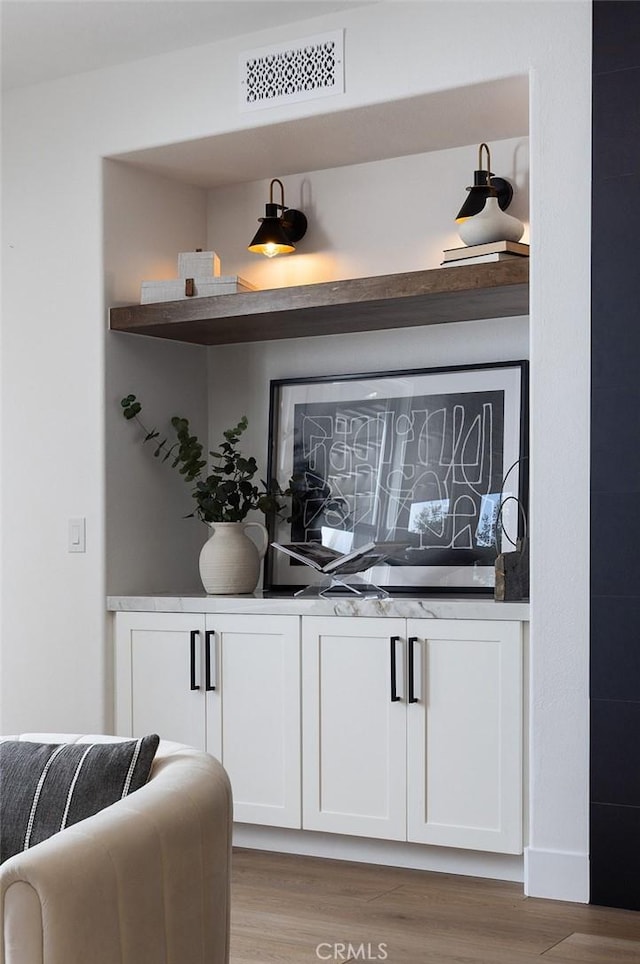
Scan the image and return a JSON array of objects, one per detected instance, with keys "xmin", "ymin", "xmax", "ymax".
[
  {"xmin": 198, "ymin": 521, "xmax": 269, "ymax": 595},
  {"xmin": 457, "ymin": 196, "xmax": 524, "ymax": 246}
]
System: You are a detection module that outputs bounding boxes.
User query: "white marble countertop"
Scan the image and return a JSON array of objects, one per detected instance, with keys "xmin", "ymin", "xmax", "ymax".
[{"xmin": 107, "ymin": 593, "xmax": 529, "ymax": 621}]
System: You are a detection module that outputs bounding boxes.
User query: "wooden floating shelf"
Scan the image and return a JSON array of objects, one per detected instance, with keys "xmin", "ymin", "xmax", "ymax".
[{"xmin": 109, "ymin": 259, "xmax": 529, "ymax": 346}]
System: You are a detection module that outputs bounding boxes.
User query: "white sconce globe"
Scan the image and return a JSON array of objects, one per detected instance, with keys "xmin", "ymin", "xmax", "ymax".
[{"xmin": 458, "ymin": 197, "xmax": 524, "ymax": 246}]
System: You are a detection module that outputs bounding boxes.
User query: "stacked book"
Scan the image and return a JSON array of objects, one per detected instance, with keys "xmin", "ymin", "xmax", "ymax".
[
  {"xmin": 441, "ymin": 240, "xmax": 529, "ymax": 267},
  {"xmin": 140, "ymin": 249, "xmax": 256, "ymax": 304}
]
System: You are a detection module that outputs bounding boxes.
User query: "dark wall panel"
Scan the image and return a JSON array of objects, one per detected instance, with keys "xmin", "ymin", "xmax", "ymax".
[
  {"xmin": 591, "ymin": 0, "xmax": 640, "ymax": 911},
  {"xmin": 592, "ymin": 0, "xmax": 640, "ymax": 73},
  {"xmin": 591, "ymin": 804, "xmax": 640, "ymax": 909},
  {"xmin": 591, "ymin": 597, "xmax": 640, "ymax": 701}
]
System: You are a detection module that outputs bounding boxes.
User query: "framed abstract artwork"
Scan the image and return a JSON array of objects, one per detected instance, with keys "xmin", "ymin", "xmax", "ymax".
[{"xmin": 265, "ymin": 361, "xmax": 528, "ymax": 594}]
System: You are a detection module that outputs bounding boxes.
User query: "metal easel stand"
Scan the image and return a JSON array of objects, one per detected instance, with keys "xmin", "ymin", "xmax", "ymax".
[{"xmin": 294, "ymin": 574, "xmax": 390, "ymax": 599}]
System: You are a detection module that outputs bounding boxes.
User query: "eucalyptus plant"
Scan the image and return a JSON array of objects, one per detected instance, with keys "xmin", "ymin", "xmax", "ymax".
[{"xmin": 121, "ymin": 395, "xmax": 286, "ymax": 524}]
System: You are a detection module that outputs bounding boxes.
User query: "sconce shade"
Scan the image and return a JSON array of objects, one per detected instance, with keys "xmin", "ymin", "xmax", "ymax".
[
  {"xmin": 455, "ymin": 144, "xmax": 514, "ymax": 223},
  {"xmin": 248, "ymin": 179, "xmax": 308, "ymax": 257},
  {"xmin": 455, "ymin": 173, "xmax": 514, "ymax": 222},
  {"xmin": 248, "ymin": 205, "xmax": 295, "ymax": 257}
]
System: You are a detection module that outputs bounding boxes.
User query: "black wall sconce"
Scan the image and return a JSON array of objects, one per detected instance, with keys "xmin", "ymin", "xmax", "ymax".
[
  {"xmin": 455, "ymin": 143, "xmax": 513, "ymax": 223},
  {"xmin": 248, "ymin": 178, "xmax": 308, "ymax": 257}
]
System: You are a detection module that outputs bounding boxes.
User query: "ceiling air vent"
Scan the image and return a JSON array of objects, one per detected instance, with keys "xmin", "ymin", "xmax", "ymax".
[{"xmin": 239, "ymin": 30, "xmax": 344, "ymax": 111}]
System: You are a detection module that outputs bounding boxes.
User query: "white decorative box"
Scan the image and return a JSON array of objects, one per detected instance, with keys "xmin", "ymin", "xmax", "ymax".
[
  {"xmin": 177, "ymin": 250, "xmax": 221, "ymax": 279},
  {"xmin": 140, "ymin": 276, "xmax": 256, "ymax": 304}
]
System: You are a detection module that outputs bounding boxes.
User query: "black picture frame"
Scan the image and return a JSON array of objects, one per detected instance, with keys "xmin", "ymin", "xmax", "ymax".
[{"xmin": 266, "ymin": 361, "xmax": 528, "ymax": 595}]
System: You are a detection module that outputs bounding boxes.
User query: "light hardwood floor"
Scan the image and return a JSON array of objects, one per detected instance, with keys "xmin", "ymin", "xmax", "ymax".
[{"xmin": 230, "ymin": 849, "xmax": 640, "ymax": 964}]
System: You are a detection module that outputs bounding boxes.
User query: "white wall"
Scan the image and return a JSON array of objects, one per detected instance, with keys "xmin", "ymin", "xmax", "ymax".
[
  {"xmin": 103, "ymin": 160, "xmax": 209, "ymax": 598},
  {"xmin": 1, "ymin": 0, "xmax": 591, "ymax": 901},
  {"xmin": 104, "ymin": 160, "xmax": 208, "ymax": 307},
  {"xmin": 205, "ymin": 138, "xmax": 530, "ymax": 290}
]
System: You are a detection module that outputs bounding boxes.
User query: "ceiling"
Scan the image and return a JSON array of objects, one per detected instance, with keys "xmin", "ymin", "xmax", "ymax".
[
  {"xmin": 0, "ymin": 0, "xmax": 370, "ymax": 91},
  {"xmin": 113, "ymin": 76, "xmax": 530, "ymax": 188}
]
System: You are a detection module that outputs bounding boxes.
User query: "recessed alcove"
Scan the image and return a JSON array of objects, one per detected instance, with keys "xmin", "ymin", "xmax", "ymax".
[{"xmin": 104, "ymin": 76, "xmax": 530, "ymax": 596}]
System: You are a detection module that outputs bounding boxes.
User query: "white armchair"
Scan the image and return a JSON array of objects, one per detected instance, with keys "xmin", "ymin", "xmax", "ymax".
[{"xmin": 0, "ymin": 735, "xmax": 232, "ymax": 964}]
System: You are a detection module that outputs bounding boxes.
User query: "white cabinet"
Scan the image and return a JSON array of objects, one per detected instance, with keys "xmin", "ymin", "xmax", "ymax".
[
  {"xmin": 114, "ymin": 611, "xmax": 301, "ymax": 828},
  {"xmin": 405, "ymin": 618, "xmax": 522, "ymax": 854},
  {"xmin": 114, "ymin": 606, "xmax": 523, "ymax": 856},
  {"xmin": 215, "ymin": 613, "xmax": 300, "ymax": 828},
  {"xmin": 302, "ymin": 617, "xmax": 408, "ymax": 840},
  {"xmin": 302, "ymin": 616, "xmax": 522, "ymax": 854}
]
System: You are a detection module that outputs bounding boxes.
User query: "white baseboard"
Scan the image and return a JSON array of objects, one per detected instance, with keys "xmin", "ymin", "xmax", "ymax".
[
  {"xmin": 524, "ymin": 847, "xmax": 589, "ymax": 902},
  {"xmin": 233, "ymin": 824, "xmax": 524, "ymax": 883}
]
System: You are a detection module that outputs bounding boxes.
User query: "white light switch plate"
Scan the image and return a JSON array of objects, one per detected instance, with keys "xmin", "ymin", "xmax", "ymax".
[{"xmin": 68, "ymin": 517, "xmax": 86, "ymax": 552}]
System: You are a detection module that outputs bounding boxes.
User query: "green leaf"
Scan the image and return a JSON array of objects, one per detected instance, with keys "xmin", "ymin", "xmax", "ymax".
[
  {"xmin": 121, "ymin": 401, "xmax": 288, "ymax": 525},
  {"xmin": 122, "ymin": 400, "xmax": 141, "ymax": 419}
]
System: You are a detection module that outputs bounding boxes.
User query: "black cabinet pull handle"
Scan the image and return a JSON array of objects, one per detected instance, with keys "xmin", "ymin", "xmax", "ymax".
[
  {"xmin": 408, "ymin": 636, "xmax": 418, "ymax": 703},
  {"xmin": 205, "ymin": 630, "xmax": 216, "ymax": 691},
  {"xmin": 390, "ymin": 636, "xmax": 401, "ymax": 702},
  {"xmin": 190, "ymin": 630, "xmax": 200, "ymax": 691}
]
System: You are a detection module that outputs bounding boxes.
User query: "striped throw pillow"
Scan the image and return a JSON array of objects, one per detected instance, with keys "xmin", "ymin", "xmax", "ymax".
[{"xmin": 0, "ymin": 735, "xmax": 159, "ymax": 864}]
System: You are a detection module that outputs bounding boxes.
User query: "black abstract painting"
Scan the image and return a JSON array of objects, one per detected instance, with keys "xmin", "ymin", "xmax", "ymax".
[
  {"xmin": 267, "ymin": 362, "xmax": 527, "ymax": 592},
  {"xmin": 290, "ymin": 389, "xmax": 505, "ymax": 565}
]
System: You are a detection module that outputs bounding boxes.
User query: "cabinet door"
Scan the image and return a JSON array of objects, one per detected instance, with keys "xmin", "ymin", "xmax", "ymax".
[
  {"xmin": 207, "ymin": 613, "xmax": 301, "ymax": 828},
  {"xmin": 302, "ymin": 616, "xmax": 407, "ymax": 840},
  {"xmin": 406, "ymin": 619, "xmax": 522, "ymax": 854},
  {"xmin": 114, "ymin": 612, "xmax": 206, "ymax": 750}
]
